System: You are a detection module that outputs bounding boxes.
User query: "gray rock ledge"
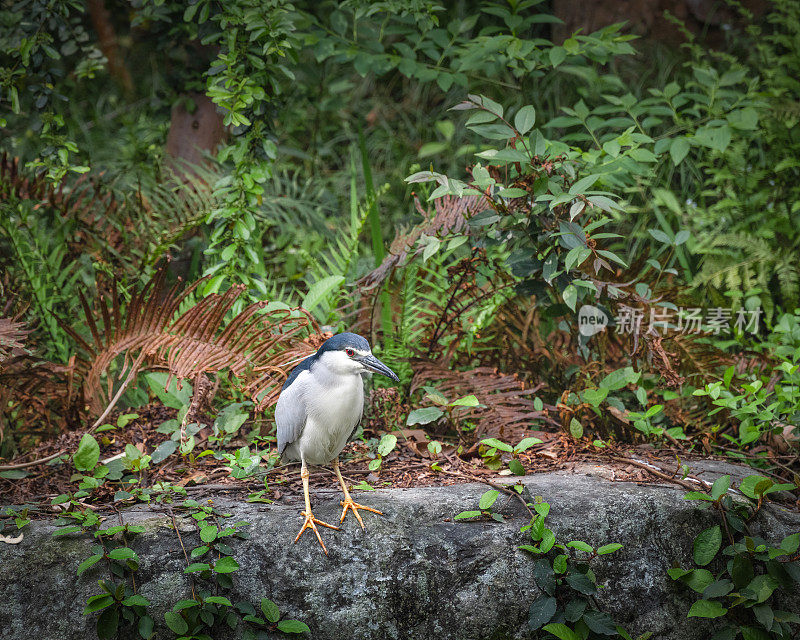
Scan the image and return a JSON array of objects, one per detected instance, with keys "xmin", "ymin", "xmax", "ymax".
[{"xmin": 1, "ymin": 466, "xmax": 798, "ymax": 640}]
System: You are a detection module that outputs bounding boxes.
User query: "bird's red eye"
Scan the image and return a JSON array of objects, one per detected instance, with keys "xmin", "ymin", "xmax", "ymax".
[{"xmin": 345, "ymin": 348, "xmax": 355, "ymax": 357}]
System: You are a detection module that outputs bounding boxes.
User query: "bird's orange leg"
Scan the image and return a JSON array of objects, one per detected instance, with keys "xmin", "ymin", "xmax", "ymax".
[
  {"xmin": 294, "ymin": 460, "xmax": 339, "ymax": 554},
  {"xmin": 333, "ymin": 458, "xmax": 383, "ymax": 530}
]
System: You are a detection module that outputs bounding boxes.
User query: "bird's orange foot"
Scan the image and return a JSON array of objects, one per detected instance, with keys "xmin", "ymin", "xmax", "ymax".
[
  {"xmin": 293, "ymin": 511, "xmax": 340, "ymax": 554},
  {"xmin": 339, "ymin": 496, "xmax": 383, "ymax": 530}
]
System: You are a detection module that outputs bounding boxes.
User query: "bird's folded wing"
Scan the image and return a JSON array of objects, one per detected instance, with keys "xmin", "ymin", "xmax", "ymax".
[{"xmin": 275, "ymin": 374, "xmax": 308, "ymax": 455}]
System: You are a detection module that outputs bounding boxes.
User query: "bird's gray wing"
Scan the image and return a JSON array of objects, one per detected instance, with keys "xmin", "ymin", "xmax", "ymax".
[
  {"xmin": 275, "ymin": 373, "xmax": 308, "ymax": 456},
  {"xmin": 347, "ymin": 381, "xmax": 366, "ymax": 441}
]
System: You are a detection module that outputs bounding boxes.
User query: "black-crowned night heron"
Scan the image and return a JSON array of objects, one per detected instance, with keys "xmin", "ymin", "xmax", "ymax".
[{"xmin": 276, "ymin": 332, "xmax": 399, "ymax": 554}]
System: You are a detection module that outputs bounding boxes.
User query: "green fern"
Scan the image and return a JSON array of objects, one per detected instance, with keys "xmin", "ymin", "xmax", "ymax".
[
  {"xmin": 299, "ymin": 184, "xmax": 388, "ymax": 324},
  {"xmin": 693, "ymin": 233, "xmax": 800, "ymax": 322},
  {"xmin": 0, "ymin": 200, "xmax": 87, "ymax": 361},
  {"xmin": 257, "ymin": 169, "xmax": 335, "ymax": 231},
  {"xmin": 135, "ymin": 164, "xmax": 225, "ymax": 270}
]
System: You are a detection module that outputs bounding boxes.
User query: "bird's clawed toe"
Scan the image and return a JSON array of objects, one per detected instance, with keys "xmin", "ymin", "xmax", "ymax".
[
  {"xmin": 339, "ymin": 497, "xmax": 383, "ymax": 530},
  {"xmin": 293, "ymin": 511, "xmax": 340, "ymax": 554}
]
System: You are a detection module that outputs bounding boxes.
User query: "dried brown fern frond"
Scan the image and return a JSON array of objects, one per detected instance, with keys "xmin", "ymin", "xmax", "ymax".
[
  {"xmin": 67, "ymin": 265, "xmax": 324, "ymax": 425},
  {"xmin": 0, "ymin": 153, "xmax": 54, "ymax": 203},
  {"xmin": 0, "ymin": 356, "xmax": 80, "ymax": 446},
  {"xmin": 1, "ymin": 154, "xmax": 221, "ymax": 279},
  {"xmin": 0, "ymin": 317, "xmax": 29, "ymax": 364},
  {"xmin": 411, "ymin": 360, "xmax": 556, "ymax": 440},
  {"xmin": 467, "ymin": 295, "xmax": 586, "ymax": 374},
  {"xmin": 359, "ymin": 194, "xmax": 491, "ymax": 289}
]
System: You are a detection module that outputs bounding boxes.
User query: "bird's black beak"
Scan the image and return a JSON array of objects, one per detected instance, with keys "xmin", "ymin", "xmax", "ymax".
[{"xmin": 360, "ymin": 354, "xmax": 400, "ymax": 382}]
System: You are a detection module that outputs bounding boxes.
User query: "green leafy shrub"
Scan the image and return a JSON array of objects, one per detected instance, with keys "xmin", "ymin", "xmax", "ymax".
[{"xmin": 672, "ymin": 475, "xmax": 800, "ymax": 639}]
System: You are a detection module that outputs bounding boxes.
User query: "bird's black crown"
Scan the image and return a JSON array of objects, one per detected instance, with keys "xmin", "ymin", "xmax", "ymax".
[{"xmin": 317, "ymin": 332, "xmax": 370, "ymax": 353}]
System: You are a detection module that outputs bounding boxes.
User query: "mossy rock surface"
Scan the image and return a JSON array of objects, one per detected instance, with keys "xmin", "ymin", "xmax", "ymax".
[{"xmin": 2, "ymin": 465, "xmax": 799, "ymax": 640}]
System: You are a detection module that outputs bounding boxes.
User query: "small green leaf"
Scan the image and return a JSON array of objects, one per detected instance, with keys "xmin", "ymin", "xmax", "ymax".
[
  {"xmin": 562, "ymin": 284, "xmax": 577, "ymax": 311},
  {"xmin": 406, "ymin": 407, "xmax": 444, "ymax": 425},
  {"xmin": 200, "ymin": 525, "xmax": 218, "ymax": 543},
  {"xmin": 742, "ymin": 574, "xmax": 779, "ymax": 603},
  {"xmin": 83, "ymin": 594, "xmax": 114, "ymax": 615},
  {"xmin": 582, "ymin": 388, "xmax": 607, "ymax": 407},
  {"xmin": 683, "ymin": 491, "xmax": 714, "ymax": 501},
  {"xmin": 479, "ymin": 490, "xmax": 500, "ymax": 510},
  {"xmin": 549, "ymin": 46, "xmax": 567, "ymax": 67},
  {"xmin": 116, "ymin": 413, "xmax": 139, "ymax": 428},
  {"xmin": 514, "ymin": 437, "xmax": 543, "ymax": 453},
  {"xmin": 53, "ymin": 525, "xmax": 82, "ymax": 536},
  {"xmin": 569, "ymin": 175, "xmax": 599, "ymax": 195},
  {"xmin": 687, "ymin": 599, "xmax": 727, "ymax": 618},
  {"xmin": 508, "ymin": 459, "xmax": 525, "ymax": 476},
  {"xmin": 480, "ymin": 438, "xmax": 513, "ymax": 452},
  {"xmin": 599, "ymin": 367, "xmax": 640, "ymax": 391},
  {"xmin": 702, "ymin": 579, "xmax": 733, "ymax": 599},
  {"xmin": 565, "ymin": 572, "xmax": 596, "ymax": 595},
  {"xmin": 682, "ymin": 569, "xmax": 715, "ymax": 594},
  {"xmin": 693, "ymin": 525, "xmax": 722, "ymax": 566},
  {"xmin": 302, "ymin": 275, "xmax": 345, "ymax": 311},
  {"xmin": 77, "ymin": 554, "xmax": 103, "ymax": 576},
  {"xmin": 670, "ymin": 137, "xmax": 690, "ymax": 165},
  {"xmin": 449, "ymin": 394, "xmax": 480, "ymax": 407},
  {"xmin": 150, "ymin": 440, "xmax": 177, "ymax": 464},
  {"xmin": 164, "ymin": 611, "xmax": 189, "ymax": 634},
  {"xmin": 191, "ymin": 545, "xmax": 209, "ymax": 558},
  {"xmin": 184, "ymin": 562, "xmax": 211, "ymax": 573},
  {"xmin": 74, "ymin": 434, "xmax": 100, "ymax": 471},
  {"xmin": 597, "ymin": 543, "xmax": 623, "ymax": 555},
  {"xmin": 122, "ymin": 594, "xmax": 151, "ymax": 607},
  {"xmin": 108, "ymin": 548, "xmax": 136, "ymax": 561},
  {"xmin": 97, "ymin": 606, "xmax": 119, "ymax": 640},
  {"xmin": 528, "ymin": 595, "xmax": 556, "ymax": 630},
  {"xmin": 277, "ymin": 619, "xmax": 311, "ymax": 634},
  {"xmin": 583, "ymin": 610, "xmax": 617, "ymax": 635},
  {"xmin": 0, "ymin": 469, "xmax": 29, "ymax": 479},
  {"xmin": 377, "ymin": 434, "xmax": 397, "ymax": 457},
  {"xmin": 138, "ymin": 615, "xmax": 154, "ymax": 639},
  {"xmin": 454, "ymin": 510, "xmax": 482, "ymax": 520},
  {"xmin": 711, "ymin": 475, "xmax": 731, "ymax": 500},
  {"xmin": 214, "ymin": 556, "xmax": 240, "ymax": 573},
  {"xmin": 204, "ymin": 596, "xmax": 233, "ymax": 606},
  {"xmin": 781, "ymin": 532, "xmax": 800, "ymax": 554},
  {"xmin": 261, "ymin": 597, "xmax": 280, "ymax": 623},
  {"xmin": 542, "ymin": 622, "xmax": 580, "ymax": 640},
  {"xmin": 568, "ymin": 418, "xmax": 583, "ymax": 439},
  {"xmin": 566, "ymin": 540, "xmax": 593, "ymax": 553},
  {"xmin": 739, "ymin": 475, "xmax": 774, "ymax": 499},
  {"xmin": 514, "ymin": 105, "xmax": 536, "ymax": 135}
]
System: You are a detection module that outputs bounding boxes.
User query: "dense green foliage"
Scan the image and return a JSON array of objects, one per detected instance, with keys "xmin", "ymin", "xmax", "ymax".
[{"xmin": 1, "ymin": 1, "xmax": 800, "ymax": 637}]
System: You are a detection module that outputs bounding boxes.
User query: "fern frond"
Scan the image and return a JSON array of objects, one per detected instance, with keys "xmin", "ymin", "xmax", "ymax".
[
  {"xmin": 66, "ymin": 265, "xmax": 323, "ymax": 420},
  {"xmin": 0, "ymin": 317, "xmax": 29, "ymax": 365},
  {"xmin": 693, "ymin": 233, "xmax": 800, "ymax": 316},
  {"xmin": 135, "ymin": 164, "xmax": 224, "ymax": 268},
  {"xmin": 257, "ymin": 169, "xmax": 335, "ymax": 230},
  {"xmin": 411, "ymin": 360, "xmax": 551, "ymax": 440},
  {"xmin": 361, "ymin": 194, "xmax": 491, "ymax": 289}
]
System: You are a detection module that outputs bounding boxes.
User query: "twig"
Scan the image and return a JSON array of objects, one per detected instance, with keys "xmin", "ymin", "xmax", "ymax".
[
  {"xmin": 439, "ymin": 468, "xmax": 535, "ymax": 519},
  {"xmin": 609, "ymin": 455, "xmax": 698, "ymax": 491},
  {"xmin": 90, "ymin": 359, "xmax": 141, "ymax": 431},
  {"xmin": 112, "ymin": 504, "xmax": 136, "ymax": 593},
  {"xmin": 169, "ymin": 508, "xmax": 196, "ymax": 601},
  {"xmin": 0, "ymin": 450, "xmax": 66, "ymax": 470}
]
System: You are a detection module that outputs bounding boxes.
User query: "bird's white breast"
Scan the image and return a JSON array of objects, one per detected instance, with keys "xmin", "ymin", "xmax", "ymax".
[{"xmin": 295, "ymin": 370, "xmax": 364, "ymax": 465}]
